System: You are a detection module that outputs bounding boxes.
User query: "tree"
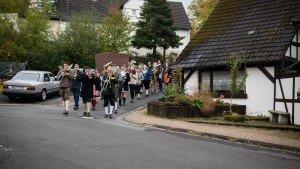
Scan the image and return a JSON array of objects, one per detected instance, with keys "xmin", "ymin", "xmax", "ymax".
[
  {"xmin": 31, "ymin": 0, "xmax": 58, "ymax": 17},
  {"xmin": 0, "ymin": 0, "xmax": 30, "ymax": 18},
  {"xmin": 15, "ymin": 8, "xmax": 51, "ymax": 70},
  {"xmin": 0, "ymin": 16, "xmax": 18, "ymax": 61},
  {"xmin": 228, "ymin": 52, "xmax": 248, "ymax": 113},
  {"xmin": 188, "ymin": 0, "xmax": 219, "ymax": 37},
  {"xmin": 99, "ymin": 3, "xmax": 134, "ymax": 53},
  {"xmin": 132, "ymin": 0, "xmax": 182, "ymax": 62},
  {"xmin": 54, "ymin": 10, "xmax": 101, "ymax": 67}
]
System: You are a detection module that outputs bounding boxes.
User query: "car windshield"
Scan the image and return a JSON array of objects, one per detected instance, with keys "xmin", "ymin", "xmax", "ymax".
[{"xmin": 13, "ymin": 72, "xmax": 40, "ymax": 82}]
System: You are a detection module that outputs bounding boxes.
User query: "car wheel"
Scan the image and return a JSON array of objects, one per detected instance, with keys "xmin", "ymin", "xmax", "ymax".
[
  {"xmin": 40, "ymin": 89, "xmax": 47, "ymax": 101},
  {"xmin": 8, "ymin": 96, "xmax": 16, "ymax": 100}
]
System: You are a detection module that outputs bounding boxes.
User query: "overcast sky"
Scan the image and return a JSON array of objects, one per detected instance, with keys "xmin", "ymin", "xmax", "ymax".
[{"xmin": 168, "ymin": 0, "xmax": 193, "ymax": 14}]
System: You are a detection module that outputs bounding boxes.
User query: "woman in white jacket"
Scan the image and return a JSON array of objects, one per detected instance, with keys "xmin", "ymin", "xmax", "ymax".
[
  {"xmin": 129, "ymin": 66, "xmax": 137, "ymax": 103},
  {"xmin": 135, "ymin": 68, "xmax": 144, "ymax": 99}
]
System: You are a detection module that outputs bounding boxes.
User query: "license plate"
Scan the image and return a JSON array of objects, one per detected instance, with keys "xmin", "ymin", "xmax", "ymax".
[{"xmin": 9, "ymin": 86, "xmax": 25, "ymax": 90}]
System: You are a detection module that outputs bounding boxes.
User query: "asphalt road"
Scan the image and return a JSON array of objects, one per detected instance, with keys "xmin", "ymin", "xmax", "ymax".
[{"xmin": 0, "ymin": 93, "xmax": 300, "ymax": 169}]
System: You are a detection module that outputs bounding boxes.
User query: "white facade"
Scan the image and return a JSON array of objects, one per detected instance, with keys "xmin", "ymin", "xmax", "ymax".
[{"xmin": 184, "ymin": 66, "xmax": 300, "ymax": 125}]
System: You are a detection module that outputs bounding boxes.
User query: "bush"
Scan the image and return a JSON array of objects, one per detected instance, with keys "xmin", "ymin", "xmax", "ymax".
[
  {"xmin": 223, "ymin": 115, "xmax": 246, "ymax": 122},
  {"xmin": 162, "ymin": 85, "xmax": 185, "ymax": 98}
]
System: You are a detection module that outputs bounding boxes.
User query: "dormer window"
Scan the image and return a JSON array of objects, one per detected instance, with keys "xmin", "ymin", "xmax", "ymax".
[{"xmin": 132, "ymin": 9, "xmax": 137, "ymax": 16}]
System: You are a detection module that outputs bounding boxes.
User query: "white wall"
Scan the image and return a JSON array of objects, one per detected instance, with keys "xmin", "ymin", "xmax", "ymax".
[
  {"xmin": 123, "ymin": 0, "xmax": 144, "ymax": 23},
  {"xmin": 184, "ymin": 70, "xmax": 199, "ymax": 94},
  {"xmin": 275, "ymin": 77, "xmax": 300, "ymax": 125}
]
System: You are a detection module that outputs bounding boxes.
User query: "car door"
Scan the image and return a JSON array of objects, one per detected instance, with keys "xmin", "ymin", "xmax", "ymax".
[
  {"xmin": 43, "ymin": 73, "xmax": 52, "ymax": 93},
  {"xmin": 48, "ymin": 73, "xmax": 60, "ymax": 93}
]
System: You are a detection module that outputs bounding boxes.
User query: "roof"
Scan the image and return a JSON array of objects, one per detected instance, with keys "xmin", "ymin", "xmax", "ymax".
[
  {"xmin": 177, "ymin": 0, "xmax": 300, "ymax": 70},
  {"xmin": 167, "ymin": 1, "xmax": 192, "ymax": 30},
  {"xmin": 58, "ymin": 0, "xmax": 128, "ymax": 21},
  {"xmin": 57, "ymin": 0, "xmax": 191, "ymax": 30}
]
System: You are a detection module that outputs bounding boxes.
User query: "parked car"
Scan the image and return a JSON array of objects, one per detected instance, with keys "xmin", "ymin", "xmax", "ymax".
[{"xmin": 2, "ymin": 70, "xmax": 60, "ymax": 101}]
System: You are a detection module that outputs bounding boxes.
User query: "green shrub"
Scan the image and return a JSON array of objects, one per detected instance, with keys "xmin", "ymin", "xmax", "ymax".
[
  {"xmin": 222, "ymin": 110, "xmax": 232, "ymax": 116},
  {"xmin": 223, "ymin": 115, "xmax": 246, "ymax": 122},
  {"xmin": 162, "ymin": 85, "xmax": 185, "ymax": 98},
  {"xmin": 190, "ymin": 98, "xmax": 204, "ymax": 109}
]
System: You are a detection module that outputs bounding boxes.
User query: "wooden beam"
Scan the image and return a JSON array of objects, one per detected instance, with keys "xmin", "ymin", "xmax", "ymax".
[
  {"xmin": 290, "ymin": 41, "xmax": 300, "ymax": 47},
  {"xmin": 183, "ymin": 69, "xmax": 196, "ymax": 85},
  {"xmin": 258, "ymin": 67, "xmax": 275, "ymax": 84},
  {"xmin": 275, "ymin": 99, "xmax": 300, "ymax": 103},
  {"xmin": 278, "ymin": 79, "xmax": 289, "ymax": 112},
  {"xmin": 181, "ymin": 70, "xmax": 184, "ymax": 89},
  {"xmin": 292, "ymin": 77, "xmax": 295, "ymax": 124},
  {"xmin": 198, "ymin": 70, "xmax": 202, "ymax": 91},
  {"xmin": 276, "ymin": 73, "xmax": 300, "ymax": 79},
  {"xmin": 210, "ymin": 71, "xmax": 213, "ymax": 93}
]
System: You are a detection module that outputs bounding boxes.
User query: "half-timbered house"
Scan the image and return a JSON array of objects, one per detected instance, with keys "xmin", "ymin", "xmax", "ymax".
[{"xmin": 176, "ymin": 0, "xmax": 300, "ymax": 124}]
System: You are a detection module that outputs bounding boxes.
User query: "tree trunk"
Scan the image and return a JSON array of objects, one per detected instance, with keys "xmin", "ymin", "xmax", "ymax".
[{"xmin": 153, "ymin": 40, "xmax": 157, "ymax": 58}]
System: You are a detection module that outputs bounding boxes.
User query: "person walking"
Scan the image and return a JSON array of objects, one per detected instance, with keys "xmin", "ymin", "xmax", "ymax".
[
  {"xmin": 102, "ymin": 66, "xmax": 117, "ymax": 119},
  {"xmin": 143, "ymin": 65, "xmax": 152, "ymax": 97},
  {"xmin": 71, "ymin": 64, "xmax": 81, "ymax": 110},
  {"xmin": 121, "ymin": 66, "xmax": 130, "ymax": 106},
  {"xmin": 129, "ymin": 65, "xmax": 137, "ymax": 103},
  {"xmin": 57, "ymin": 62, "xmax": 74, "ymax": 115},
  {"xmin": 135, "ymin": 68, "xmax": 143, "ymax": 99},
  {"xmin": 80, "ymin": 66, "xmax": 99, "ymax": 117},
  {"xmin": 91, "ymin": 68, "xmax": 100, "ymax": 110}
]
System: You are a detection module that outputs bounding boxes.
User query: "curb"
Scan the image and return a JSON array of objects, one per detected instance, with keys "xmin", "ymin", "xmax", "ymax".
[
  {"xmin": 186, "ymin": 120, "xmax": 300, "ymax": 132},
  {"xmin": 122, "ymin": 107, "xmax": 300, "ymax": 154}
]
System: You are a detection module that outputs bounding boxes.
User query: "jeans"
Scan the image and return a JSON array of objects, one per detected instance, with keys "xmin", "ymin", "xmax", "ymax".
[{"xmin": 72, "ymin": 88, "xmax": 80, "ymax": 108}]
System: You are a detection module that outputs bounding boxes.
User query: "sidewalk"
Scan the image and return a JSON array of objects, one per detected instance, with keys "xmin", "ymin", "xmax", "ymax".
[{"xmin": 123, "ymin": 106, "xmax": 300, "ymax": 153}]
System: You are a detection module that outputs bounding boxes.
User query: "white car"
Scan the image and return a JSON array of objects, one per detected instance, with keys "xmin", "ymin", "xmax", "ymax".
[{"xmin": 2, "ymin": 70, "xmax": 60, "ymax": 101}]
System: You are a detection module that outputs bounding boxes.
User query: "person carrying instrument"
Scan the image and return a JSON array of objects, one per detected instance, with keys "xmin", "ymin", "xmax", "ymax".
[
  {"xmin": 80, "ymin": 66, "xmax": 99, "ymax": 117},
  {"xmin": 57, "ymin": 62, "xmax": 74, "ymax": 115},
  {"xmin": 102, "ymin": 66, "xmax": 117, "ymax": 119},
  {"xmin": 71, "ymin": 64, "xmax": 81, "ymax": 111},
  {"xmin": 91, "ymin": 68, "xmax": 100, "ymax": 110}
]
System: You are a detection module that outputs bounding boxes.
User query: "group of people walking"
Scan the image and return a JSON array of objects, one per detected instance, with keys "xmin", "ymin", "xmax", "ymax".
[{"xmin": 57, "ymin": 59, "xmax": 172, "ymax": 119}]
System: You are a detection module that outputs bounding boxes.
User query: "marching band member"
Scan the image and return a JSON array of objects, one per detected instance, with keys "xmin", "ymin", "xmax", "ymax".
[
  {"xmin": 143, "ymin": 65, "xmax": 152, "ymax": 97},
  {"xmin": 114, "ymin": 66, "xmax": 122, "ymax": 114},
  {"xmin": 135, "ymin": 68, "xmax": 143, "ymax": 99},
  {"xmin": 121, "ymin": 66, "xmax": 130, "ymax": 106},
  {"xmin": 71, "ymin": 64, "xmax": 81, "ymax": 110},
  {"xmin": 57, "ymin": 62, "xmax": 74, "ymax": 115},
  {"xmin": 91, "ymin": 68, "xmax": 100, "ymax": 110},
  {"xmin": 80, "ymin": 66, "xmax": 99, "ymax": 117},
  {"xmin": 129, "ymin": 65, "xmax": 137, "ymax": 103},
  {"xmin": 102, "ymin": 66, "xmax": 117, "ymax": 119}
]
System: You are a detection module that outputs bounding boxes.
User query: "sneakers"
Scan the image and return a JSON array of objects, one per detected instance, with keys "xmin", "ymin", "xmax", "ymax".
[
  {"xmin": 104, "ymin": 114, "xmax": 109, "ymax": 118},
  {"xmin": 73, "ymin": 106, "xmax": 78, "ymax": 110},
  {"xmin": 109, "ymin": 114, "xmax": 113, "ymax": 119},
  {"xmin": 83, "ymin": 112, "xmax": 87, "ymax": 116},
  {"xmin": 114, "ymin": 110, "xmax": 118, "ymax": 114},
  {"xmin": 63, "ymin": 110, "xmax": 68, "ymax": 115}
]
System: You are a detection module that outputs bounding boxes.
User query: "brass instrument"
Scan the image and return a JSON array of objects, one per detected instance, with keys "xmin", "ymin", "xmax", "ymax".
[{"xmin": 58, "ymin": 64, "xmax": 73, "ymax": 80}]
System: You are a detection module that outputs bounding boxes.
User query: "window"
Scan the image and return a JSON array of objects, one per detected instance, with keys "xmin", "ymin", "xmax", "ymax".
[
  {"xmin": 44, "ymin": 74, "xmax": 50, "ymax": 82},
  {"xmin": 132, "ymin": 9, "xmax": 137, "ymax": 16},
  {"xmin": 201, "ymin": 71, "xmax": 247, "ymax": 98}
]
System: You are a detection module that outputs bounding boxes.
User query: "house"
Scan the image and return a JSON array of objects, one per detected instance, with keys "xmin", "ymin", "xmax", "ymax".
[
  {"xmin": 51, "ymin": 0, "xmax": 191, "ymax": 57},
  {"xmin": 176, "ymin": 0, "xmax": 300, "ymax": 124}
]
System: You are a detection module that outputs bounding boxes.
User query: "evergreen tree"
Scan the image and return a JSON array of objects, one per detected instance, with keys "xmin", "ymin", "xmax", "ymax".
[{"xmin": 132, "ymin": 0, "xmax": 182, "ymax": 62}]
